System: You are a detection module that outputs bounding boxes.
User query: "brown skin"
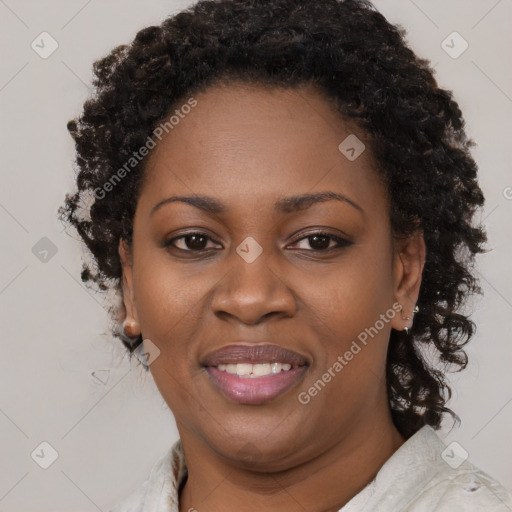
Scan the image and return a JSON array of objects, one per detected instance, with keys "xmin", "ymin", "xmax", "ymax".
[{"xmin": 119, "ymin": 82, "xmax": 425, "ymax": 511}]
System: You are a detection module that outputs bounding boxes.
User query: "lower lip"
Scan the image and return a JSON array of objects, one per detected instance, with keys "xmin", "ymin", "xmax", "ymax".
[{"xmin": 205, "ymin": 366, "xmax": 308, "ymax": 405}]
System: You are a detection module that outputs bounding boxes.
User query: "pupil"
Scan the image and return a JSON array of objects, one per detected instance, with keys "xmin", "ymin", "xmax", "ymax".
[
  {"xmin": 187, "ymin": 235, "xmax": 206, "ymax": 250},
  {"xmin": 309, "ymin": 235, "xmax": 330, "ymax": 250}
]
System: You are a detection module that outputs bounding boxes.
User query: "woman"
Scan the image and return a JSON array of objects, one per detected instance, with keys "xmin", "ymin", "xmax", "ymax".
[{"xmin": 58, "ymin": 0, "xmax": 512, "ymax": 510}]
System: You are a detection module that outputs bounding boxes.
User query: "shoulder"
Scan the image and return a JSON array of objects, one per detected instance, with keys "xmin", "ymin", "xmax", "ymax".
[
  {"xmin": 406, "ymin": 427, "xmax": 512, "ymax": 511},
  {"xmin": 108, "ymin": 439, "xmax": 186, "ymax": 512},
  {"xmin": 342, "ymin": 426, "xmax": 512, "ymax": 512},
  {"xmin": 109, "ymin": 480, "xmax": 148, "ymax": 512},
  {"xmin": 404, "ymin": 462, "xmax": 512, "ymax": 511}
]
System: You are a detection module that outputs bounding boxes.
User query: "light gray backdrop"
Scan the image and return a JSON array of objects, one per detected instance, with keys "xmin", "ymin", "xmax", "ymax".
[{"xmin": 1, "ymin": 0, "xmax": 511, "ymax": 510}]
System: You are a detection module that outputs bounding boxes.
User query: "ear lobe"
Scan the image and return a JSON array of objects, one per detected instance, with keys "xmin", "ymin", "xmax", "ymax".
[
  {"xmin": 391, "ymin": 231, "xmax": 426, "ymax": 332},
  {"xmin": 118, "ymin": 238, "xmax": 140, "ymax": 328}
]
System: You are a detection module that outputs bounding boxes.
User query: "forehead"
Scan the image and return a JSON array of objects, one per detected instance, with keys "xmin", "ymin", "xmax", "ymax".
[{"xmin": 137, "ymin": 81, "xmax": 387, "ymax": 218}]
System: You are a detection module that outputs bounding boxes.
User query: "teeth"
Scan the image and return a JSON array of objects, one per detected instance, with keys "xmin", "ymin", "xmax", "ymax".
[
  {"xmin": 216, "ymin": 362, "xmax": 295, "ymax": 377},
  {"xmin": 236, "ymin": 363, "xmax": 252, "ymax": 376},
  {"xmin": 226, "ymin": 364, "xmax": 237, "ymax": 374},
  {"xmin": 252, "ymin": 363, "xmax": 271, "ymax": 376}
]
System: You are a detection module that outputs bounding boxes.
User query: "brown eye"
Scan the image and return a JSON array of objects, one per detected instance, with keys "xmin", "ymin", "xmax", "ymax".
[
  {"xmin": 165, "ymin": 232, "xmax": 221, "ymax": 252},
  {"xmin": 182, "ymin": 234, "xmax": 208, "ymax": 250},
  {"xmin": 288, "ymin": 231, "xmax": 352, "ymax": 252},
  {"xmin": 307, "ymin": 234, "xmax": 331, "ymax": 250}
]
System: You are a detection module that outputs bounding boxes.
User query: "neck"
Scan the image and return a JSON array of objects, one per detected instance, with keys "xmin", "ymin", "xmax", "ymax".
[{"xmin": 178, "ymin": 409, "xmax": 405, "ymax": 512}]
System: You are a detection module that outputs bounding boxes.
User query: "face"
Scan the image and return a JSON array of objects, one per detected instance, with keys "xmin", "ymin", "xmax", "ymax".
[{"xmin": 119, "ymin": 81, "xmax": 424, "ymax": 470}]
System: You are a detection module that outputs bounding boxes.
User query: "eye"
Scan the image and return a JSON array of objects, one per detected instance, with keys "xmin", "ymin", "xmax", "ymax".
[
  {"xmin": 165, "ymin": 232, "xmax": 222, "ymax": 252},
  {"xmin": 288, "ymin": 231, "xmax": 352, "ymax": 252},
  {"xmin": 164, "ymin": 230, "xmax": 352, "ymax": 254}
]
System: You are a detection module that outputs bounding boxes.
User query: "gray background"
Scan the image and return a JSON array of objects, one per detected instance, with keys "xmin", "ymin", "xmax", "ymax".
[{"xmin": 1, "ymin": 0, "xmax": 511, "ymax": 510}]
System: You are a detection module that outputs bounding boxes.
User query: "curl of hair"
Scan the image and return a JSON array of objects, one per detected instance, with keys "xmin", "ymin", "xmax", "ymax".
[{"xmin": 58, "ymin": 0, "xmax": 487, "ymax": 438}]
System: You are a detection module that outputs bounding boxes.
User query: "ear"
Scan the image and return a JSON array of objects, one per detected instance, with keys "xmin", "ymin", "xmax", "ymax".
[
  {"xmin": 119, "ymin": 238, "xmax": 140, "ymax": 328},
  {"xmin": 390, "ymin": 230, "xmax": 426, "ymax": 332}
]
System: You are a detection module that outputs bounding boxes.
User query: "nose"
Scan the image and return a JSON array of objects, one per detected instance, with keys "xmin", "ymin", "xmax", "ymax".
[{"xmin": 210, "ymin": 247, "xmax": 296, "ymax": 325}]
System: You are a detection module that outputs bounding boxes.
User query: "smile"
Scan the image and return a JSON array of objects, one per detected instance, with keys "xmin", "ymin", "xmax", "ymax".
[
  {"xmin": 215, "ymin": 362, "xmax": 296, "ymax": 377},
  {"xmin": 205, "ymin": 365, "xmax": 308, "ymax": 404},
  {"xmin": 201, "ymin": 343, "xmax": 310, "ymax": 404}
]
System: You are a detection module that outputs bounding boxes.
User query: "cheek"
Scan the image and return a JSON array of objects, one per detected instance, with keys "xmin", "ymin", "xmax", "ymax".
[
  {"xmin": 132, "ymin": 254, "xmax": 211, "ymax": 416},
  {"xmin": 297, "ymin": 266, "xmax": 394, "ymax": 427},
  {"xmin": 304, "ymin": 245, "xmax": 395, "ymax": 398},
  {"xmin": 315, "ymin": 249, "xmax": 394, "ymax": 337},
  {"xmin": 131, "ymin": 250, "xmax": 215, "ymax": 384},
  {"xmin": 132, "ymin": 244, "xmax": 208, "ymax": 328}
]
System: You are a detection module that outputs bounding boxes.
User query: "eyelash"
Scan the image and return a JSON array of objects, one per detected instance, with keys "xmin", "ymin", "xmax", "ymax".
[{"xmin": 164, "ymin": 230, "xmax": 352, "ymax": 254}]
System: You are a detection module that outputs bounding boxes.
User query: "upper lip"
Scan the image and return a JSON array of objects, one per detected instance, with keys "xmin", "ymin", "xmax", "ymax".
[{"xmin": 201, "ymin": 343, "xmax": 309, "ymax": 367}]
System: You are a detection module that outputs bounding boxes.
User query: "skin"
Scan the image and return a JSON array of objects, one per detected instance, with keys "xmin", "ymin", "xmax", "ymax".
[{"xmin": 119, "ymin": 81, "xmax": 426, "ymax": 512}]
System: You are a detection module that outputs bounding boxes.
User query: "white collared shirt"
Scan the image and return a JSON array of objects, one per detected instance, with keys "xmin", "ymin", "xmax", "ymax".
[{"xmin": 109, "ymin": 425, "xmax": 512, "ymax": 511}]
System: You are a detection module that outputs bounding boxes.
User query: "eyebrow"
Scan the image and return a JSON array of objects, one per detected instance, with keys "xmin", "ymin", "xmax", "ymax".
[{"xmin": 149, "ymin": 191, "xmax": 364, "ymax": 217}]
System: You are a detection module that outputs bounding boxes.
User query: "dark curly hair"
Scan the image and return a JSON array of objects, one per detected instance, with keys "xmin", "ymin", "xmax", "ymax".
[{"xmin": 58, "ymin": 0, "xmax": 487, "ymax": 439}]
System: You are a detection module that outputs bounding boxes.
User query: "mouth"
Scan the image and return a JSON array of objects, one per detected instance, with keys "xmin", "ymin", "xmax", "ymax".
[{"xmin": 201, "ymin": 343, "xmax": 309, "ymax": 405}]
